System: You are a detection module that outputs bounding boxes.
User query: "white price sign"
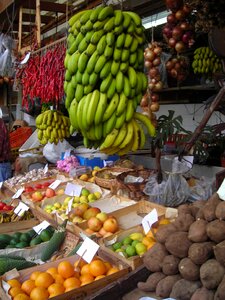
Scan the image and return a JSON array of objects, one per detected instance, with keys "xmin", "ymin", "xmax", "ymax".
[
  {"xmin": 0, "ymin": 182, "xmax": 3, "ymax": 189},
  {"xmin": 14, "ymin": 201, "xmax": 29, "ymax": 216},
  {"xmin": 43, "ymin": 164, "xmax": 48, "ymax": 174},
  {"xmin": 33, "ymin": 220, "xmax": 50, "ymax": 234},
  {"xmin": 12, "ymin": 187, "xmax": 24, "ymax": 199},
  {"xmin": 217, "ymin": 178, "xmax": 225, "ymax": 201},
  {"xmin": 76, "ymin": 236, "xmax": 99, "ymax": 263},
  {"xmin": 66, "ymin": 198, "xmax": 74, "ymax": 214},
  {"xmin": 65, "ymin": 182, "xmax": 82, "ymax": 197},
  {"xmin": 142, "ymin": 208, "xmax": 158, "ymax": 234},
  {"xmin": 49, "ymin": 179, "xmax": 61, "ymax": 190}
]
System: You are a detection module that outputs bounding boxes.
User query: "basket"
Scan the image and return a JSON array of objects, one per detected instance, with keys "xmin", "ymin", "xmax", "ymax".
[
  {"xmin": 9, "ymin": 127, "xmax": 32, "ymax": 148},
  {"xmin": 94, "ymin": 167, "xmax": 133, "ymax": 189}
]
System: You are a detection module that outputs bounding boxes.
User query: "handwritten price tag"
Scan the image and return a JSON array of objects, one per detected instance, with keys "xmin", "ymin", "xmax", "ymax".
[
  {"xmin": 217, "ymin": 178, "xmax": 225, "ymax": 201},
  {"xmin": 49, "ymin": 179, "xmax": 61, "ymax": 190},
  {"xmin": 66, "ymin": 198, "xmax": 74, "ymax": 214},
  {"xmin": 142, "ymin": 208, "xmax": 158, "ymax": 234},
  {"xmin": 12, "ymin": 188, "xmax": 24, "ymax": 199},
  {"xmin": 33, "ymin": 220, "xmax": 50, "ymax": 234},
  {"xmin": 14, "ymin": 201, "xmax": 29, "ymax": 216},
  {"xmin": 77, "ymin": 237, "xmax": 99, "ymax": 263},
  {"xmin": 65, "ymin": 183, "xmax": 82, "ymax": 197}
]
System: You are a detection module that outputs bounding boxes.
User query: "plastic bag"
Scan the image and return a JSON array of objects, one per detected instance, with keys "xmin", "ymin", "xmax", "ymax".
[
  {"xmin": 43, "ymin": 140, "xmax": 75, "ymax": 164},
  {"xmin": 0, "ymin": 33, "xmax": 15, "ymax": 77},
  {"xmin": 188, "ymin": 176, "xmax": 213, "ymax": 202},
  {"xmin": 158, "ymin": 51, "xmax": 172, "ymax": 88}
]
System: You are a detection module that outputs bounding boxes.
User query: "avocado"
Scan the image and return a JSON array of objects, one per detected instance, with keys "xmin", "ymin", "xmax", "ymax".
[
  {"xmin": 15, "ymin": 241, "xmax": 29, "ymax": 248},
  {"xmin": 30, "ymin": 236, "xmax": 42, "ymax": 246},
  {"xmin": 40, "ymin": 229, "xmax": 53, "ymax": 242}
]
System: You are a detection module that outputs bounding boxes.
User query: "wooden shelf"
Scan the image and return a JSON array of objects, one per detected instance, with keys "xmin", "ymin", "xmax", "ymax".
[{"xmin": 160, "ymin": 84, "xmax": 216, "ymax": 92}]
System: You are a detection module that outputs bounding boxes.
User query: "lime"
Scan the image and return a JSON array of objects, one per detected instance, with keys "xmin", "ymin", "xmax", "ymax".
[
  {"xmin": 122, "ymin": 236, "xmax": 133, "ymax": 246},
  {"xmin": 125, "ymin": 245, "xmax": 137, "ymax": 257},
  {"xmin": 81, "ymin": 188, "xmax": 90, "ymax": 197},
  {"xmin": 131, "ymin": 240, "xmax": 140, "ymax": 247},
  {"xmin": 40, "ymin": 229, "xmax": 52, "ymax": 242},
  {"xmin": 112, "ymin": 242, "xmax": 123, "ymax": 251},
  {"xmin": 135, "ymin": 242, "xmax": 147, "ymax": 256},
  {"xmin": 15, "ymin": 241, "xmax": 29, "ymax": 248},
  {"xmin": 20, "ymin": 233, "xmax": 31, "ymax": 243},
  {"xmin": 30, "ymin": 236, "xmax": 42, "ymax": 246}
]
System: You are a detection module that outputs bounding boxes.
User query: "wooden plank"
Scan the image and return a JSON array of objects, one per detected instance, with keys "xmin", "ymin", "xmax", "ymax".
[
  {"xmin": 0, "ymin": 0, "xmax": 13, "ymax": 14},
  {"xmin": 18, "ymin": 6, "xmax": 23, "ymax": 52},
  {"xmin": 36, "ymin": 0, "xmax": 41, "ymax": 47}
]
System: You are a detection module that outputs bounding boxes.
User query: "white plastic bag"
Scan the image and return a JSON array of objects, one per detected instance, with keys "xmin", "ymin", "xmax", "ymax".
[{"xmin": 43, "ymin": 140, "xmax": 75, "ymax": 164}]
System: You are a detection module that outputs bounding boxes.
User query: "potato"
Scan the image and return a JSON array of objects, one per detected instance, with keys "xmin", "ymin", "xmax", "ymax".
[
  {"xmin": 137, "ymin": 272, "xmax": 166, "ymax": 292},
  {"xmin": 200, "ymin": 259, "xmax": 225, "ymax": 289},
  {"xmin": 190, "ymin": 287, "xmax": 214, "ymax": 300},
  {"xmin": 214, "ymin": 275, "xmax": 225, "ymax": 300},
  {"xmin": 155, "ymin": 275, "xmax": 181, "ymax": 298},
  {"xmin": 188, "ymin": 242, "xmax": 215, "ymax": 265},
  {"xmin": 190, "ymin": 205, "xmax": 200, "ymax": 219},
  {"xmin": 188, "ymin": 219, "xmax": 208, "ymax": 242},
  {"xmin": 214, "ymin": 240, "xmax": 225, "ymax": 268},
  {"xmin": 162, "ymin": 255, "xmax": 180, "ymax": 275},
  {"xmin": 215, "ymin": 201, "xmax": 225, "ymax": 220},
  {"xmin": 206, "ymin": 219, "xmax": 225, "ymax": 243},
  {"xmin": 170, "ymin": 279, "xmax": 201, "ymax": 300},
  {"xmin": 173, "ymin": 213, "xmax": 195, "ymax": 232},
  {"xmin": 165, "ymin": 231, "xmax": 192, "ymax": 258},
  {"xmin": 195, "ymin": 208, "xmax": 205, "ymax": 220},
  {"xmin": 143, "ymin": 242, "xmax": 168, "ymax": 272},
  {"xmin": 177, "ymin": 204, "xmax": 192, "ymax": 216},
  {"xmin": 155, "ymin": 223, "xmax": 177, "ymax": 244},
  {"xmin": 202, "ymin": 193, "xmax": 221, "ymax": 221},
  {"xmin": 192, "ymin": 199, "xmax": 207, "ymax": 209},
  {"xmin": 178, "ymin": 257, "xmax": 200, "ymax": 281}
]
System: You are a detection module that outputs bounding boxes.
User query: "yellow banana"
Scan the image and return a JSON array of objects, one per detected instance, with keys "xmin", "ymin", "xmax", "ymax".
[
  {"xmin": 134, "ymin": 112, "xmax": 156, "ymax": 137},
  {"xmin": 119, "ymin": 121, "xmax": 134, "ymax": 149},
  {"xmin": 100, "ymin": 128, "xmax": 119, "ymax": 150},
  {"xmin": 113, "ymin": 123, "xmax": 127, "ymax": 147}
]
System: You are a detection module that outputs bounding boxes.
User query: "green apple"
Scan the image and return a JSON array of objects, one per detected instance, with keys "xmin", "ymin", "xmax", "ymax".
[
  {"xmin": 72, "ymin": 203, "xmax": 79, "ymax": 208},
  {"xmin": 135, "ymin": 242, "xmax": 147, "ymax": 256},
  {"xmin": 73, "ymin": 196, "xmax": 81, "ymax": 203},
  {"xmin": 80, "ymin": 195, "xmax": 88, "ymax": 204},
  {"xmin": 88, "ymin": 193, "xmax": 97, "ymax": 202},
  {"xmin": 96, "ymin": 212, "xmax": 108, "ymax": 222},
  {"xmin": 64, "ymin": 196, "xmax": 72, "ymax": 205},
  {"xmin": 53, "ymin": 202, "xmax": 61, "ymax": 209},
  {"xmin": 94, "ymin": 191, "xmax": 102, "ymax": 199},
  {"xmin": 81, "ymin": 188, "xmax": 90, "ymax": 197}
]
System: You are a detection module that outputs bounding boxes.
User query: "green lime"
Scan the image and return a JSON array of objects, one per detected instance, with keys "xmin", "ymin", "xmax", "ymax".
[
  {"xmin": 15, "ymin": 241, "xmax": 28, "ymax": 248},
  {"xmin": 131, "ymin": 240, "xmax": 140, "ymax": 247},
  {"xmin": 135, "ymin": 242, "xmax": 147, "ymax": 256},
  {"xmin": 20, "ymin": 233, "xmax": 31, "ymax": 243},
  {"xmin": 125, "ymin": 245, "xmax": 137, "ymax": 257},
  {"xmin": 40, "ymin": 229, "xmax": 52, "ymax": 242},
  {"xmin": 30, "ymin": 236, "xmax": 42, "ymax": 246},
  {"xmin": 112, "ymin": 242, "xmax": 123, "ymax": 251},
  {"xmin": 122, "ymin": 237, "xmax": 133, "ymax": 246},
  {"xmin": 9, "ymin": 239, "xmax": 17, "ymax": 246}
]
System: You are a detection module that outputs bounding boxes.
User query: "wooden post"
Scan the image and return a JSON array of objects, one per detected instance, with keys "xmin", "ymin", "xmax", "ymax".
[
  {"xmin": 18, "ymin": 6, "xmax": 23, "ymax": 52},
  {"xmin": 36, "ymin": 0, "xmax": 41, "ymax": 47}
]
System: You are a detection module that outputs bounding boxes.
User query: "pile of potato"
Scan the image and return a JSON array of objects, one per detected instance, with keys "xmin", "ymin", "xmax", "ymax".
[{"xmin": 138, "ymin": 193, "xmax": 225, "ymax": 299}]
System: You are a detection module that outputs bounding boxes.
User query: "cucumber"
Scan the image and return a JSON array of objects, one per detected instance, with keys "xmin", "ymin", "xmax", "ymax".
[{"xmin": 0, "ymin": 258, "xmax": 36, "ymax": 275}]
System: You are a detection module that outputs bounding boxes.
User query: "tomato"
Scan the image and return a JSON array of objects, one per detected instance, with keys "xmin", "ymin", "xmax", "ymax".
[
  {"xmin": 0, "ymin": 202, "xmax": 5, "ymax": 210},
  {"xmin": 25, "ymin": 186, "xmax": 34, "ymax": 193},
  {"xmin": 34, "ymin": 184, "xmax": 43, "ymax": 189},
  {"xmin": 2, "ymin": 205, "xmax": 11, "ymax": 211}
]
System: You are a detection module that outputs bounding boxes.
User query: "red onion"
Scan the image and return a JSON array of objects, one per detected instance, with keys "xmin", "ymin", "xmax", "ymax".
[
  {"xmin": 167, "ymin": 13, "xmax": 176, "ymax": 24},
  {"xmin": 175, "ymin": 41, "xmax": 186, "ymax": 52},
  {"xmin": 151, "ymin": 93, "xmax": 159, "ymax": 102},
  {"xmin": 149, "ymin": 67, "xmax": 159, "ymax": 78},
  {"xmin": 153, "ymin": 46, "xmax": 162, "ymax": 56},
  {"xmin": 180, "ymin": 21, "xmax": 190, "ymax": 31},
  {"xmin": 153, "ymin": 57, "xmax": 161, "ymax": 66},
  {"xmin": 175, "ymin": 9, "xmax": 186, "ymax": 20},
  {"xmin": 165, "ymin": 0, "xmax": 183, "ymax": 12},
  {"xmin": 145, "ymin": 49, "xmax": 155, "ymax": 61},
  {"xmin": 172, "ymin": 26, "xmax": 183, "ymax": 39},
  {"xmin": 150, "ymin": 102, "xmax": 160, "ymax": 112},
  {"xmin": 168, "ymin": 37, "xmax": 177, "ymax": 48}
]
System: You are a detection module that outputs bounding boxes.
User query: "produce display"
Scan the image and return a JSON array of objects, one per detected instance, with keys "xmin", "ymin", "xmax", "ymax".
[
  {"xmin": 24, "ymin": 181, "xmax": 54, "ymax": 193},
  {"xmin": 0, "ymin": 227, "xmax": 54, "ymax": 249},
  {"xmin": 36, "ymin": 110, "xmax": 70, "ymax": 145},
  {"xmin": 0, "ymin": 209, "xmax": 34, "ymax": 224},
  {"xmin": 137, "ymin": 193, "xmax": 225, "ymax": 299},
  {"xmin": 64, "ymin": 6, "xmax": 156, "ymax": 155},
  {"xmin": 192, "ymin": 47, "xmax": 222, "ymax": 76},
  {"xmin": 0, "ymin": 200, "xmax": 14, "ymax": 212},
  {"xmin": 166, "ymin": 56, "xmax": 189, "ymax": 82},
  {"xmin": 0, "ymin": 255, "xmax": 37, "ymax": 276}
]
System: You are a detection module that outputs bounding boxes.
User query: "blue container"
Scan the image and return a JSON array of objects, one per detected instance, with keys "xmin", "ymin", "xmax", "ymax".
[{"xmin": 76, "ymin": 156, "xmax": 104, "ymax": 168}]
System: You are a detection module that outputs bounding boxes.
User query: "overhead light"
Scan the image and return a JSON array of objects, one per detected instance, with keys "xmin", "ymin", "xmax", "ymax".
[{"xmin": 142, "ymin": 10, "xmax": 169, "ymax": 29}]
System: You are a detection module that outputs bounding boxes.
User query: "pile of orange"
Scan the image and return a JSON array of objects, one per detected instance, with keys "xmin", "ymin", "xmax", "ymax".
[{"xmin": 7, "ymin": 258, "xmax": 119, "ymax": 300}]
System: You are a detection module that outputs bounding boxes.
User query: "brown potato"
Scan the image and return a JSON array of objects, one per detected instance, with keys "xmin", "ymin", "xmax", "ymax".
[
  {"xmin": 200, "ymin": 259, "xmax": 225, "ymax": 289},
  {"xmin": 206, "ymin": 219, "xmax": 225, "ymax": 243},
  {"xmin": 188, "ymin": 242, "xmax": 215, "ymax": 265},
  {"xmin": 177, "ymin": 204, "xmax": 192, "ymax": 216},
  {"xmin": 165, "ymin": 231, "xmax": 192, "ymax": 258},
  {"xmin": 155, "ymin": 223, "xmax": 177, "ymax": 244},
  {"xmin": 214, "ymin": 240, "xmax": 225, "ymax": 268},
  {"xmin": 190, "ymin": 287, "xmax": 214, "ymax": 300},
  {"xmin": 173, "ymin": 213, "xmax": 195, "ymax": 232},
  {"xmin": 178, "ymin": 257, "xmax": 200, "ymax": 281},
  {"xmin": 162, "ymin": 255, "xmax": 180, "ymax": 275},
  {"xmin": 170, "ymin": 279, "xmax": 201, "ymax": 300},
  {"xmin": 188, "ymin": 219, "xmax": 208, "ymax": 242},
  {"xmin": 137, "ymin": 272, "xmax": 166, "ymax": 292},
  {"xmin": 155, "ymin": 275, "xmax": 181, "ymax": 298},
  {"xmin": 202, "ymin": 193, "xmax": 221, "ymax": 221},
  {"xmin": 143, "ymin": 242, "xmax": 168, "ymax": 272},
  {"xmin": 215, "ymin": 201, "xmax": 225, "ymax": 220},
  {"xmin": 214, "ymin": 275, "xmax": 225, "ymax": 300}
]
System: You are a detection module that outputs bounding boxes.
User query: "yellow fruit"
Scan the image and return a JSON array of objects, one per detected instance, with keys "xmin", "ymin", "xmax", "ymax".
[
  {"xmin": 94, "ymin": 191, "xmax": 102, "ymax": 199},
  {"xmin": 79, "ymin": 174, "xmax": 89, "ymax": 181}
]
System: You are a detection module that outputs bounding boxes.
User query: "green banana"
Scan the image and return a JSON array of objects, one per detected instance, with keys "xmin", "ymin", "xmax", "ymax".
[
  {"xmin": 102, "ymin": 93, "xmax": 119, "ymax": 122},
  {"xmin": 104, "ymin": 45, "xmax": 114, "ymax": 59},
  {"xmin": 120, "ymin": 61, "xmax": 129, "ymax": 73},
  {"xmin": 85, "ymin": 30, "xmax": 94, "ymax": 43},
  {"xmin": 106, "ymin": 32, "xmax": 115, "ymax": 46},
  {"xmin": 100, "ymin": 61, "xmax": 112, "ymax": 79},
  {"xmin": 121, "ymin": 49, "xmax": 130, "ymax": 62},
  {"xmin": 82, "ymin": 71, "xmax": 90, "ymax": 86},
  {"xmin": 94, "ymin": 93, "xmax": 108, "ymax": 125},
  {"xmin": 100, "ymin": 73, "xmax": 113, "ymax": 93},
  {"xmin": 98, "ymin": 6, "xmax": 114, "ymax": 21},
  {"xmin": 82, "ymin": 94, "xmax": 91, "ymax": 130},
  {"xmin": 113, "ymin": 123, "xmax": 127, "ymax": 147},
  {"xmin": 123, "ymin": 76, "xmax": 131, "ymax": 98},
  {"xmin": 90, "ymin": 29, "xmax": 105, "ymax": 44},
  {"xmin": 78, "ymin": 38, "xmax": 88, "ymax": 53},
  {"xmin": 90, "ymin": 7, "xmax": 104, "ymax": 23},
  {"xmin": 114, "ymin": 10, "xmax": 124, "ymax": 26},
  {"xmin": 134, "ymin": 112, "xmax": 156, "ymax": 137},
  {"xmin": 104, "ymin": 17, "xmax": 115, "ymax": 32},
  {"xmin": 75, "ymin": 70, "xmax": 83, "ymax": 83},
  {"xmin": 94, "ymin": 55, "xmax": 107, "ymax": 73},
  {"xmin": 93, "ymin": 19, "xmax": 108, "ymax": 31},
  {"xmin": 80, "ymin": 10, "xmax": 92, "ymax": 25},
  {"xmin": 116, "ymin": 92, "xmax": 127, "ymax": 116},
  {"xmin": 124, "ymin": 34, "xmax": 133, "ymax": 48},
  {"xmin": 119, "ymin": 121, "xmax": 134, "ymax": 149},
  {"xmin": 136, "ymin": 121, "xmax": 146, "ymax": 149},
  {"xmin": 131, "ymin": 119, "xmax": 140, "ymax": 151},
  {"xmin": 76, "ymin": 96, "xmax": 86, "ymax": 131},
  {"xmin": 86, "ymin": 50, "xmax": 99, "ymax": 74},
  {"xmin": 128, "ymin": 66, "xmax": 137, "ymax": 88},
  {"xmin": 77, "ymin": 52, "xmax": 89, "ymax": 73},
  {"xmin": 111, "ymin": 60, "xmax": 120, "ymax": 76},
  {"xmin": 116, "ymin": 71, "xmax": 124, "ymax": 93},
  {"xmin": 89, "ymin": 72, "xmax": 99, "ymax": 86},
  {"xmin": 113, "ymin": 48, "xmax": 122, "ymax": 61},
  {"xmin": 116, "ymin": 33, "xmax": 126, "ymax": 48},
  {"xmin": 86, "ymin": 90, "xmax": 100, "ymax": 126},
  {"xmin": 97, "ymin": 35, "xmax": 107, "ymax": 55},
  {"xmin": 85, "ymin": 43, "xmax": 96, "ymax": 56},
  {"xmin": 104, "ymin": 111, "xmax": 117, "ymax": 136},
  {"xmin": 94, "ymin": 123, "xmax": 103, "ymax": 140},
  {"xmin": 122, "ymin": 12, "xmax": 131, "ymax": 29},
  {"xmin": 107, "ymin": 78, "xmax": 116, "ymax": 99},
  {"xmin": 69, "ymin": 10, "xmax": 86, "ymax": 27},
  {"xmin": 125, "ymin": 100, "xmax": 135, "ymax": 122},
  {"xmin": 130, "ymin": 38, "xmax": 139, "ymax": 53},
  {"xmin": 65, "ymin": 70, "xmax": 72, "ymax": 81},
  {"xmin": 124, "ymin": 11, "xmax": 142, "ymax": 27},
  {"xmin": 100, "ymin": 128, "xmax": 119, "ymax": 150},
  {"xmin": 115, "ymin": 109, "xmax": 126, "ymax": 129},
  {"xmin": 75, "ymin": 83, "xmax": 84, "ymax": 102}
]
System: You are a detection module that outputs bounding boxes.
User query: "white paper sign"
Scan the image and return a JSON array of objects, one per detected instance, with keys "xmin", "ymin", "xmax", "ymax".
[
  {"xmin": 49, "ymin": 179, "xmax": 61, "ymax": 190},
  {"xmin": 65, "ymin": 182, "xmax": 82, "ymax": 197},
  {"xmin": 14, "ymin": 201, "xmax": 29, "ymax": 216},
  {"xmin": 217, "ymin": 178, "xmax": 225, "ymax": 200},
  {"xmin": 43, "ymin": 164, "xmax": 48, "ymax": 174},
  {"xmin": 66, "ymin": 198, "xmax": 74, "ymax": 214},
  {"xmin": 20, "ymin": 52, "xmax": 30, "ymax": 64},
  {"xmin": 12, "ymin": 187, "xmax": 24, "ymax": 199},
  {"xmin": 77, "ymin": 237, "xmax": 100, "ymax": 263},
  {"xmin": 0, "ymin": 182, "xmax": 3, "ymax": 189},
  {"xmin": 142, "ymin": 208, "xmax": 158, "ymax": 234},
  {"xmin": 33, "ymin": 220, "xmax": 50, "ymax": 234},
  {"xmin": 64, "ymin": 150, "xmax": 71, "ymax": 159}
]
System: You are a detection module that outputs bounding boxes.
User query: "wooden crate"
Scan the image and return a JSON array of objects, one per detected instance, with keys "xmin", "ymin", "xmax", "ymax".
[
  {"xmin": 0, "ymin": 248, "xmax": 130, "ymax": 300},
  {"xmin": 0, "ymin": 218, "xmax": 39, "ymax": 234}
]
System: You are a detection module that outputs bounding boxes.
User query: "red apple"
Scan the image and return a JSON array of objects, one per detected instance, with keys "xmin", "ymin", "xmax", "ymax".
[
  {"xmin": 34, "ymin": 184, "xmax": 43, "ymax": 189},
  {"xmin": 87, "ymin": 217, "xmax": 103, "ymax": 232},
  {"xmin": 103, "ymin": 217, "xmax": 118, "ymax": 233},
  {"xmin": 25, "ymin": 186, "xmax": 34, "ymax": 193},
  {"xmin": 83, "ymin": 207, "xmax": 101, "ymax": 220},
  {"xmin": 31, "ymin": 191, "xmax": 44, "ymax": 202},
  {"xmin": 45, "ymin": 188, "xmax": 56, "ymax": 198},
  {"xmin": 0, "ymin": 202, "xmax": 5, "ymax": 210}
]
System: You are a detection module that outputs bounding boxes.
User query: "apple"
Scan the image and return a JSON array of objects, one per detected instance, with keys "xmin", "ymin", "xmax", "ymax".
[
  {"xmin": 72, "ymin": 216, "xmax": 83, "ymax": 223},
  {"xmin": 72, "ymin": 206, "xmax": 85, "ymax": 217},
  {"xmin": 0, "ymin": 202, "xmax": 5, "ymax": 210},
  {"xmin": 25, "ymin": 186, "xmax": 34, "ymax": 193},
  {"xmin": 88, "ymin": 193, "xmax": 97, "ymax": 202},
  {"xmin": 85, "ymin": 228, "xmax": 95, "ymax": 235},
  {"xmin": 34, "ymin": 184, "xmax": 42, "ymax": 189},
  {"xmin": 3, "ymin": 204, "xmax": 13, "ymax": 211},
  {"xmin": 83, "ymin": 207, "xmax": 101, "ymax": 220},
  {"xmin": 99, "ymin": 227, "xmax": 108, "ymax": 237},
  {"xmin": 96, "ymin": 212, "xmax": 108, "ymax": 223},
  {"xmin": 45, "ymin": 188, "xmax": 56, "ymax": 198},
  {"xmin": 103, "ymin": 217, "xmax": 118, "ymax": 233},
  {"xmin": 87, "ymin": 217, "xmax": 103, "ymax": 232},
  {"xmin": 31, "ymin": 191, "xmax": 44, "ymax": 202},
  {"xmin": 56, "ymin": 188, "xmax": 65, "ymax": 195}
]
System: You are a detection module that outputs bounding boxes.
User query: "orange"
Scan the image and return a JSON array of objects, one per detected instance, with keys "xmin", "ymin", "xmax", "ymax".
[
  {"xmin": 14, "ymin": 294, "xmax": 30, "ymax": 300},
  {"xmin": 95, "ymin": 275, "xmax": 105, "ymax": 280},
  {"xmin": 35, "ymin": 272, "xmax": 54, "ymax": 288},
  {"xmin": 48, "ymin": 283, "xmax": 65, "ymax": 297},
  {"xmin": 29, "ymin": 271, "xmax": 42, "ymax": 281},
  {"xmin": 30, "ymin": 287, "xmax": 49, "ymax": 300},
  {"xmin": 89, "ymin": 259, "xmax": 107, "ymax": 277},
  {"xmin": 106, "ymin": 267, "xmax": 119, "ymax": 275},
  {"xmin": 65, "ymin": 286, "xmax": 78, "ymax": 292},
  {"xmin": 104, "ymin": 261, "xmax": 112, "ymax": 272},
  {"xmin": 21, "ymin": 279, "xmax": 36, "ymax": 295},
  {"xmin": 63, "ymin": 277, "xmax": 81, "ymax": 290},
  {"xmin": 142, "ymin": 237, "xmax": 155, "ymax": 247},
  {"xmin": 52, "ymin": 273, "xmax": 64, "ymax": 285},
  {"xmin": 146, "ymin": 228, "xmax": 157, "ymax": 240},
  {"xmin": 46, "ymin": 267, "xmax": 58, "ymax": 276},
  {"xmin": 74, "ymin": 258, "xmax": 86, "ymax": 269},
  {"xmin": 80, "ymin": 263, "xmax": 90, "ymax": 275},
  {"xmin": 147, "ymin": 241, "xmax": 156, "ymax": 250},
  {"xmin": 79, "ymin": 273, "xmax": 94, "ymax": 285},
  {"xmin": 159, "ymin": 218, "xmax": 170, "ymax": 225},
  {"xmin": 57, "ymin": 261, "xmax": 75, "ymax": 279},
  {"xmin": 7, "ymin": 279, "xmax": 21, "ymax": 288},
  {"xmin": 8, "ymin": 287, "xmax": 24, "ymax": 297}
]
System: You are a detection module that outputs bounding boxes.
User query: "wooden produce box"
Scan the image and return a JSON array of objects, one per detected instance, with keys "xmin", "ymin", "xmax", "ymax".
[
  {"xmin": 0, "ymin": 218, "xmax": 39, "ymax": 234},
  {"xmin": 0, "ymin": 248, "xmax": 130, "ymax": 300}
]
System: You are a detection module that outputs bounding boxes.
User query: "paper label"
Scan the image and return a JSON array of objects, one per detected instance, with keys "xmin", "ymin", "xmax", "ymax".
[
  {"xmin": 64, "ymin": 150, "xmax": 71, "ymax": 159},
  {"xmin": 66, "ymin": 198, "xmax": 74, "ymax": 214},
  {"xmin": 0, "ymin": 181, "xmax": 3, "ymax": 189},
  {"xmin": 217, "ymin": 178, "xmax": 225, "ymax": 200},
  {"xmin": 14, "ymin": 201, "xmax": 29, "ymax": 216},
  {"xmin": 49, "ymin": 179, "xmax": 61, "ymax": 190},
  {"xmin": 12, "ymin": 187, "xmax": 24, "ymax": 199},
  {"xmin": 142, "ymin": 208, "xmax": 158, "ymax": 234},
  {"xmin": 76, "ymin": 237, "xmax": 100, "ymax": 263},
  {"xmin": 65, "ymin": 182, "xmax": 82, "ymax": 197},
  {"xmin": 43, "ymin": 164, "xmax": 48, "ymax": 174},
  {"xmin": 20, "ymin": 52, "xmax": 30, "ymax": 64},
  {"xmin": 33, "ymin": 220, "xmax": 50, "ymax": 234}
]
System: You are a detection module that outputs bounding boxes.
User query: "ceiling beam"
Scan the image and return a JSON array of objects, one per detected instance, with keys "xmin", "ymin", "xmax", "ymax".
[
  {"xmin": 0, "ymin": 0, "xmax": 13, "ymax": 14},
  {"xmin": 21, "ymin": 0, "xmax": 75, "ymax": 13},
  {"xmin": 1, "ymin": 23, "xmax": 34, "ymax": 33}
]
